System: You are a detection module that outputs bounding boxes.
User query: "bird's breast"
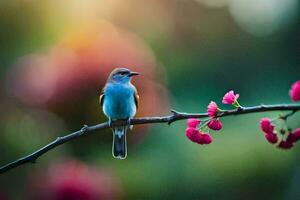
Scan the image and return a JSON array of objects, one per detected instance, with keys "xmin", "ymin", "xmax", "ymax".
[{"xmin": 103, "ymin": 84, "xmax": 136, "ymax": 119}]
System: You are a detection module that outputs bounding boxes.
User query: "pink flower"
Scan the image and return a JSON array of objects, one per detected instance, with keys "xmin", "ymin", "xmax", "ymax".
[
  {"xmin": 187, "ymin": 118, "xmax": 201, "ymax": 128},
  {"xmin": 278, "ymin": 140, "xmax": 293, "ymax": 149},
  {"xmin": 207, "ymin": 101, "xmax": 219, "ymax": 117},
  {"xmin": 200, "ymin": 133, "xmax": 213, "ymax": 144},
  {"xmin": 260, "ymin": 118, "xmax": 274, "ymax": 134},
  {"xmin": 287, "ymin": 128, "xmax": 300, "ymax": 143},
  {"xmin": 207, "ymin": 119, "xmax": 223, "ymax": 131},
  {"xmin": 289, "ymin": 81, "xmax": 300, "ymax": 102},
  {"xmin": 265, "ymin": 133, "xmax": 278, "ymax": 144},
  {"xmin": 222, "ymin": 90, "xmax": 239, "ymax": 105},
  {"xmin": 186, "ymin": 127, "xmax": 201, "ymax": 143},
  {"xmin": 293, "ymin": 128, "xmax": 300, "ymax": 135},
  {"xmin": 185, "ymin": 128, "xmax": 213, "ymax": 145}
]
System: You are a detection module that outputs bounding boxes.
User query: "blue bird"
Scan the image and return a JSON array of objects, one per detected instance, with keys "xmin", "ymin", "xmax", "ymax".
[{"xmin": 100, "ymin": 68, "xmax": 139, "ymax": 159}]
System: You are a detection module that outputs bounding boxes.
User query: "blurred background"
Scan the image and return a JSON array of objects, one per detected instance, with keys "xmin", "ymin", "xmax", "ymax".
[{"xmin": 0, "ymin": 0, "xmax": 300, "ymax": 199}]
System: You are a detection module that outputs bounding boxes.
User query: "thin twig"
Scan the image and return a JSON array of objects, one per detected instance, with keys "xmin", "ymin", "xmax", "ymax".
[{"xmin": 0, "ymin": 104, "xmax": 299, "ymax": 174}]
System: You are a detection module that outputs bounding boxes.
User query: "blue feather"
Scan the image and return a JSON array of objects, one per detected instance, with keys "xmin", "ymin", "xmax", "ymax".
[{"xmin": 103, "ymin": 83, "xmax": 136, "ymax": 119}]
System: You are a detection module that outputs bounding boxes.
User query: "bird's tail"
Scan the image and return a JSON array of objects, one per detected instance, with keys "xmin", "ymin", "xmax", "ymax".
[{"xmin": 112, "ymin": 126, "xmax": 127, "ymax": 159}]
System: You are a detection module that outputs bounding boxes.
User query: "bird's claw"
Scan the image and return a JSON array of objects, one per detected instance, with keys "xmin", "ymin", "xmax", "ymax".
[
  {"xmin": 127, "ymin": 118, "xmax": 134, "ymax": 130},
  {"xmin": 108, "ymin": 118, "xmax": 132, "ymax": 128},
  {"xmin": 108, "ymin": 118, "xmax": 113, "ymax": 128},
  {"xmin": 127, "ymin": 118, "xmax": 132, "ymax": 126},
  {"xmin": 80, "ymin": 124, "xmax": 89, "ymax": 134}
]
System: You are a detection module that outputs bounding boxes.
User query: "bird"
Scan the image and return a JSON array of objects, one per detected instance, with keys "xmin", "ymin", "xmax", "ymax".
[{"xmin": 99, "ymin": 68, "xmax": 139, "ymax": 159}]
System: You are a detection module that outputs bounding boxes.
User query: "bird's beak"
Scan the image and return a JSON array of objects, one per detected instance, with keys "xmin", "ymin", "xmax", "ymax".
[{"xmin": 128, "ymin": 72, "xmax": 140, "ymax": 77}]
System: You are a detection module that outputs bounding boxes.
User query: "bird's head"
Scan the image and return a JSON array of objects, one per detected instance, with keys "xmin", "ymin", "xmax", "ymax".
[{"xmin": 108, "ymin": 68, "xmax": 139, "ymax": 83}]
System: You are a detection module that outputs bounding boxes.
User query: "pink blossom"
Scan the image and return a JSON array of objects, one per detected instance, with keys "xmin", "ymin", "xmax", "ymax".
[
  {"xmin": 196, "ymin": 132, "xmax": 213, "ymax": 144},
  {"xmin": 207, "ymin": 101, "xmax": 219, "ymax": 117},
  {"xmin": 185, "ymin": 128, "xmax": 213, "ymax": 145},
  {"xmin": 222, "ymin": 90, "xmax": 239, "ymax": 105},
  {"xmin": 265, "ymin": 133, "xmax": 278, "ymax": 144},
  {"xmin": 185, "ymin": 127, "xmax": 201, "ymax": 143},
  {"xmin": 287, "ymin": 128, "xmax": 300, "ymax": 143},
  {"xmin": 207, "ymin": 119, "xmax": 223, "ymax": 131},
  {"xmin": 200, "ymin": 133, "xmax": 213, "ymax": 144},
  {"xmin": 278, "ymin": 140, "xmax": 293, "ymax": 149},
  {"xmin": 293, "ymin": 128, "xmax": 300, "ymax": 135},
  {"xmin": 289, "ymin": 81, "xmax": 300, "ymax": 102},
  {"xmin": 187, "ymin": 118, "xmax": 201, "ymax": 128},
  {"xmin": 260, "ymin": 118, "xmax": 274, "ymax": 134}
]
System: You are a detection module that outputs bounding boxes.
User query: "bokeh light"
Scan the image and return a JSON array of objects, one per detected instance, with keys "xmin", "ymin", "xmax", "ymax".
[
  {"xmin": 27, "ymin": 159, "xmax": 120, "ymax": 200},
  {"xmin": 229, "ymin": 0, "xmax": 298, "ymax": 36}
]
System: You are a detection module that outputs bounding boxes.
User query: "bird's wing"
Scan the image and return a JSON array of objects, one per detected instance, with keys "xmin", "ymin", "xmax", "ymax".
[
  {"xmin": 99, "ymin": 87, "xmax": 105, "ymax": 107},
  {"xmin": 134, "ymin": 86, "xmax": 139, "ymax": 109}
]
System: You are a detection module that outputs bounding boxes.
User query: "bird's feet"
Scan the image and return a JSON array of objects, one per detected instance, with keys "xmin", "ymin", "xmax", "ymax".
[
  {"xmin": 80, "ymin": 124, "xmax": 89, "ymax": 135},
  {"xmin": 127, "ymin": 118, "xmax": 132, "ymax": 126},
  {"xmin": 108, "ymin": 118, "xmax": 113, "ymax": 128},
  {"xmin": 109, "ymin": 118, "xmax": 133, "ymax": 128},
  {"xmin": 127, "ymin": 118, "xmax": 134, "ymax": 130}
]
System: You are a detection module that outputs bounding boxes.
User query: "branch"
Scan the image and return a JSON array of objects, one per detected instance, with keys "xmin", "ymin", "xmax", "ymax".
[{"xmin": 1, "ymin": 103, "xmax": 299, "ymax": 174}]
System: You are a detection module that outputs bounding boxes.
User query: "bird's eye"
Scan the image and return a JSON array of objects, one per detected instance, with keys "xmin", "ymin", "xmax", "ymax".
[{"xmin": 120, "ymin": 72, "xmax": 127, "ymax": 76}]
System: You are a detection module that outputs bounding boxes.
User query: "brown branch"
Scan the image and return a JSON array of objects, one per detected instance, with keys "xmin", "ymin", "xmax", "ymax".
[{"xmin": 1, "ymin": 103, "xmax": 299, "ymax": 174}]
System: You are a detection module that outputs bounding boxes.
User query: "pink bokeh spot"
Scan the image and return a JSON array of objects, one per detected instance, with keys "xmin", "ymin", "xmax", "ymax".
[{"xmin": 27, "ymin": 160, "xmax": 120, "ymax": 200}]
